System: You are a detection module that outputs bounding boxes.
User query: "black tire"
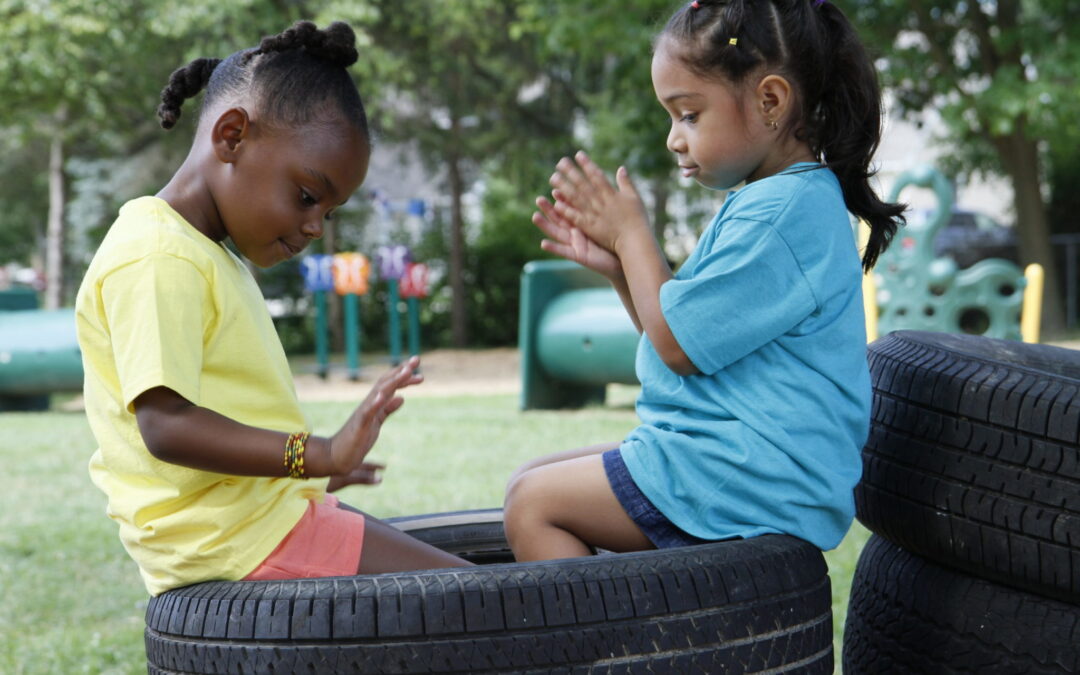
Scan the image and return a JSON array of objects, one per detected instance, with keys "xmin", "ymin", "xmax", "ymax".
[
  {"xmin": 384, "ymin": 508, "xmax": 513, "ymax": 565},
  {"xmin": 856, "ymin": 330, "xmax": 1080, "ymax": 601},
  {"xmin": 843, "ymin": 534, "xmax": 1080, "ymax": 674},
  {"xmin": 145, "ymin": 510, "xmax": 834, "ymax": 674}
]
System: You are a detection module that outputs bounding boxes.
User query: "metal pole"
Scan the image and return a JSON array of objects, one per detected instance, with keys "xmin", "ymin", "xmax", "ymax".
[
  {"xmin": 314, "ymin": 290, "xmax": 329, "ymax": 379},
  {"xmin": 407, "ymin": 297, "xmax": 421, "ymax": 357},
  {"xmin": 344, "ymin": 293, "xmax": 360, "ymax": 381},
  {"xmin": 388, "ymin": 279, "xmax": 402, "ymax": 366},
  {"xmin": 1068, "ymin": 242, "xmax": 1077, "ymax": 330}
]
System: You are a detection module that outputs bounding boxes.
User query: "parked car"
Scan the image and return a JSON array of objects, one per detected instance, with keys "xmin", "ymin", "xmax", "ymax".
[{"xmin": 915, "ymin": 208, "xmax": 1020, "ymax": 269}]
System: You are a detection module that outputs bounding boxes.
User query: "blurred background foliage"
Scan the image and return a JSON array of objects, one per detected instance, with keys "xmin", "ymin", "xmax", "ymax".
[{"xmin": 1, "ymin": 0, "xmax": 1078, "ymax": 345}]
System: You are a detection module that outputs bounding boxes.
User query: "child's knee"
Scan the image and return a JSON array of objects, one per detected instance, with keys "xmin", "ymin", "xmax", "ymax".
[{"xmin": 504, "ymin": 469, "xmax": 548, "ymax": 535}]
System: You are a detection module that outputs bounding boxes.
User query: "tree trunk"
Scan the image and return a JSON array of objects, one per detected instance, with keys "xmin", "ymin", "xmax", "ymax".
[
  {"xmin": 44, "ymin": 131, "xmax": 65, "ymax": 310},
  {"xmin": 652, "ymin": 178, "xmax": 669, "ymax": 248},
  {"xmin": 994, "ymin": 129, "xmax": 1066, "ymax": 339},
  {"xmin": 447, "ymin": 142, "xmax": 468, "ymax": 348},
  {"xmin": 322, "ymin": 220, "xmax": 342, "ymax": 352}
]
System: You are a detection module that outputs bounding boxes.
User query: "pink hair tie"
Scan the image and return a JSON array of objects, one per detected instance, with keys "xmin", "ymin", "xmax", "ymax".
[{"xmin": 691, "ymin": 0, "xmax": 701, "ymax": 8}]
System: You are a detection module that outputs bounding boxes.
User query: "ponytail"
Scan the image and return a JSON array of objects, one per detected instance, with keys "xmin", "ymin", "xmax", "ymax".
[
  {"xmin": 157, "ymin": 58, "xmax": 222, "ymax": 129},
  {"xmin": 813, "ymin": 3, "xmax": 904, "ymax": 272},
  {"xmin": 661, "ymin": 0, "xmax": 905, "ymax": 272},
  {"xmin": 155, "ymin": 21, "xmax": 368, "ymax": 139}
]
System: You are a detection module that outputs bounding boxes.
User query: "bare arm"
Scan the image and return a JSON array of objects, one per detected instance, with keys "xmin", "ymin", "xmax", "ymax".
[
  {"xmin": 550, "ymin": 152, "xmax": 697, "ymax": 375},
  {"xmin": 134, "ymin": 357, "xmax": 422, "ymax": 480}
]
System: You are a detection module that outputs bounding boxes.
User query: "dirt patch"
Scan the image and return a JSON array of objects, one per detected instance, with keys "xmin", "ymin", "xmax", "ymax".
[{"xmin": 292, "ymin": 347, "xmax": 521, "ymax": 402}]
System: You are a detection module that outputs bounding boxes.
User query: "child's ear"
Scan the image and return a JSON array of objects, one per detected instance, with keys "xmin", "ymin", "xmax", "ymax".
[
  {"xmin": 210, "ymin": 107, "xmax": 251, "ymax": 163},
  {"xmin": 757, "ymin": 74, "xmax": 794, "ymax": 127}
]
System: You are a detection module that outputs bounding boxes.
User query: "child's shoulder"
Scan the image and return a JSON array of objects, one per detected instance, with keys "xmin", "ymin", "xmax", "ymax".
[
  {"xmin": 725, "ymin": 164, "xmax": 843, "ymax": 226},
  {"xmin": 91, "ymin": 197, "xmax": 221, "ymax": 275}
]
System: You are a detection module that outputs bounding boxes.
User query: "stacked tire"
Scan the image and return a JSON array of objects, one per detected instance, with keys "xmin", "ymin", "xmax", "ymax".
[
  {"xmin": 844, "ymin": 330, "xmax": 1080, "ymax": 673},
  {"xmin": 146, "ymin": 509, "xmax": 837, "ymax": 673}
]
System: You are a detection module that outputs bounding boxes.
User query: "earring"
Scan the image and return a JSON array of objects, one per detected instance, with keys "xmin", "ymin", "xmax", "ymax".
[{"xmin": 767, "ymin": 118, "xmax": 778, "ymax": 130}]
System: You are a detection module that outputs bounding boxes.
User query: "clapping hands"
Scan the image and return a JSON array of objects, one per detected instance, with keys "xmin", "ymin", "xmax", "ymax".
[{"xmin": 532, "ymin": 151, "xmax": 651, "ymax": 281}]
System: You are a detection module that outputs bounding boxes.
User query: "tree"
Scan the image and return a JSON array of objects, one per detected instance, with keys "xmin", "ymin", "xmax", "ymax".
[
  {"xmin": 849, "ymin": 0, "xmax": 1080, "ymax": 337},
  {"xmin": 349, "ymin": 0, "xmax": 575, "ymax": 347},
  {"xmin": 0, "ymin": 2, "xmax": 162, "ymax": 306},
  {"xmin": 538, "ymin": 1, "xmax": 679, "ymax": 237},
  {"xmin": 0, "ymin": 1, "xmax": 321, "ymax": 306}
]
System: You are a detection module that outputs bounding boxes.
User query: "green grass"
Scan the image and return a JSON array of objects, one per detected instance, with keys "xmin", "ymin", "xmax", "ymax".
[{"xmin": 1, "ymin": 393, "xmax": 868, "ymax": 673}]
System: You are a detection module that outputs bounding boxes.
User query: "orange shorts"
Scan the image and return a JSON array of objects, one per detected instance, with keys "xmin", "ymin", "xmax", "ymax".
[{"xmin": 243, "ymin": 494, "xmax": 365, "ymax": 581}]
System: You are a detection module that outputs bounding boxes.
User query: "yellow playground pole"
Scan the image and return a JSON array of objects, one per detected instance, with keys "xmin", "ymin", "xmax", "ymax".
[
  {"xmin": 1021, "ymin": 263, "xmax": 1044, "ymax": 344},
  {"xmin": 859, "ymin": 221, "xmax": 879, "ymax": 342}
]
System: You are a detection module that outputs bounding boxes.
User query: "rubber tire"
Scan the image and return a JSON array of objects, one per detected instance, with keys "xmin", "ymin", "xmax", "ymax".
[
  {"xmin": 145, "ymin": 510, "xmax": 834, "ymax": 674},
  {"xmin": 843, "ymin": 535, "xmax": 1080, "ymax": 674},
  {"xmin": 857, "ymin": 330, "xmax": 1080, "ymax": 601}
]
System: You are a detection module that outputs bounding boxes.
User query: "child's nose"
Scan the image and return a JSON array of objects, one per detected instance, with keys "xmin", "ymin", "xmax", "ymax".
[
  {"xmin": 666, "ymin": 127, "xmax": 684, "ymax": 154},
  {"xmin": 300, "ymin": 218, "xmax": 324, "ymax": 240}
]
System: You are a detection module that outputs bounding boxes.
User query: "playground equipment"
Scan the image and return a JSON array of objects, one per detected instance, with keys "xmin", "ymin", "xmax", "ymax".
[
  {"xmin": 871, "ymin": 165, "xmax": 1042, "ymax": 342},
  {"xmin": 300, "ymin": 246, "xmax": 429, "ymax": 378},
  {"xmin": 519, "ymin": 260, "xmax": 638, "ymax": 410},
  {"xmin": 0, "ymin": 290, "xmax": 83, "ymax": 411}
]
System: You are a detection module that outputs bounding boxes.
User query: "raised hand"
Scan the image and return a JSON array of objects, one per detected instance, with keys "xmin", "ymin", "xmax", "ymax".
[
  {"xmin": 533, "ymin": 194, "xmax": 622, "ymax": 280},
  {"xmin": 326, "ymin": 356, "xmax": 422, "ymax": 479},
  {"xmin": 547, "ymin": 151, "xmax": 652, "ymax": 254}
]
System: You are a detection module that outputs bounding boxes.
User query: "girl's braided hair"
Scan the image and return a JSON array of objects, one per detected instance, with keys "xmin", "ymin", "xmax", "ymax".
[
  {"xmin": 157, "ymin": 20, "xmax": 368, "ymax": 139},
  {"xmin": 663, "ymin": 0, "xmax": 905, "ymax": 272}
]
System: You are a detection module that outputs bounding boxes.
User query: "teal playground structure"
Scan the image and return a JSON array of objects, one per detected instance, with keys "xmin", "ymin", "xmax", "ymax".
[
  {"xmin": 871, "ymin": 165, "xmax": 1040, "ymax": 342},
  {"xmin": 0, "ymin": 289, "xmax": 83, "ymax": 411},
  {"xmin": 519, "ymin": 260, "xmax": 638, "ymax": 410}
]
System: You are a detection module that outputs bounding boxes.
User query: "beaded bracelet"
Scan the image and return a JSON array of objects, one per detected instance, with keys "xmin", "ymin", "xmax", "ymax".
[{"xmin": 284, "ymin": 431, "xmax": 310, "ymax": 479}]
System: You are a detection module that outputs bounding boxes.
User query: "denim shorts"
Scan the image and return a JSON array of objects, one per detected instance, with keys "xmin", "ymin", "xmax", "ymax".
[{"xmin": 602, "ymin": 448, "xmax": 713, "ymax": 549}]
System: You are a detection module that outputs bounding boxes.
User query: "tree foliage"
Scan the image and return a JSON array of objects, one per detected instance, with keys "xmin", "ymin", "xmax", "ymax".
[
  {"xmin": 5, "ymin": 0, "xmax": 1074, "ymax": 340},
  {"xmin": 848, "ymin": 0, "xmax": 1080, "ymax": 333}
]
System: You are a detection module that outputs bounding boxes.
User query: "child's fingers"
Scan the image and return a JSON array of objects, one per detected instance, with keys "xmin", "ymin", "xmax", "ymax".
[
  {"xmin": 556, "ymin": 156, "xmax": 590, "ymax": 191},
  {"xmin": 575, "ymin": 151, "xmax": 615, "ymax": 194},
  {"xmin": 536, "ymin": 196, "xmax": 570, "ymax": 227},
  {"xmin": 539, "ymin": 238, "xmax": 575, "ymax": 260},
  {"xmin": 533, "ymin": 215, "xmax": 568, "ymax": 247},
  {"xmin": 552, "ymin": 199, "xmax": 583, "ymax": 225},
  {"xmin": 615, "ymin": 166, "xmax": 642, "ymax": 199}
]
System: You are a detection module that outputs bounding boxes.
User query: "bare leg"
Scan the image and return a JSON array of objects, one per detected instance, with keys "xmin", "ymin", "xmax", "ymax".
[
  {"xmin": 506, "ymin": 440, "xmax": 620, "ymax": 490},
  {"xmin": 338, "ymin": 503, "xmax": 474, "ymax": 573},
  {"xmin": 504, "ymin": 453, "xmax": 654, "ymax": 561}
]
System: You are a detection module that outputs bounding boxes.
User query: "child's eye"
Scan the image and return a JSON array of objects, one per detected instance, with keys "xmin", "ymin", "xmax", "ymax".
[
  {"xmin": 680, "ymin": 113, "xmax": 698, "ymax": 124},
  {"xmin": 300, "ymin": 189, "xmax": 318, "ymax": 206}
]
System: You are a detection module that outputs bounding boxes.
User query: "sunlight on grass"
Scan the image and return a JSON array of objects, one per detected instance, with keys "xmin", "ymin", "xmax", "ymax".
[{"xmin": 2, "ymin": 393, "xmax": 868, "ymax": 673}]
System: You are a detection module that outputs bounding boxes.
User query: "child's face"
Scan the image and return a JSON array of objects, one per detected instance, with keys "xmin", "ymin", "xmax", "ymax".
[
  {"xmin": 217, "ymin": 120, "xmax": 369, "ymax": 268},
  {"xmin": 652, "ymin": 41, "xmax": 771, "ymax": 190}
]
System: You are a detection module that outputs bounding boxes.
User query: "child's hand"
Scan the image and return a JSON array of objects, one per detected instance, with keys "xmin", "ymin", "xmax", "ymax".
[
  {"xmin": 326, "ymin": 462, "xmax": 384, "ymax": 492},
  {"xmin": 548, "ymin": 151, "xmax": 652, "ymax": 255},
  {"xmin": 324, "ymin": 356, "xmax": 422, "ymax": 480},
  {"xmin": 533, "ymin": 195, "xmax": 622, "ymax": 280}
]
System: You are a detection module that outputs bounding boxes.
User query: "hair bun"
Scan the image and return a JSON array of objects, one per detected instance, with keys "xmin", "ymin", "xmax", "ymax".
[{"xmin": 259, "ymin": 20, "xmax": 358, "ymax": 68}]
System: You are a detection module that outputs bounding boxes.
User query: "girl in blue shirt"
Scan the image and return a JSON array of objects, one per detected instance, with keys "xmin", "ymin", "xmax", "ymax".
[{"xmin": 504, "ymin": 0, "xmax": 906, "ymax": 560}]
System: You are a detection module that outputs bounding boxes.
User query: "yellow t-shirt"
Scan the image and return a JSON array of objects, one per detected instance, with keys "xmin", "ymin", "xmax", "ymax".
[{"xmin": 75, "ymin": 196, "xmax": 327, "ymax": 596}]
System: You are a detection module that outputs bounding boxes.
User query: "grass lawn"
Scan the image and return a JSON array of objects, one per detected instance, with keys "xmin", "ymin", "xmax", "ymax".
[{"xmin": 1, "ymin": 392, "xmax": 868, "ymax": 674}]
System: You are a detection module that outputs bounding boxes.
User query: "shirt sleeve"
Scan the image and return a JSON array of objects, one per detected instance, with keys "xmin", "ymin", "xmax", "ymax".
[
  {"xmin": 100, "ymin": 253, "xmax": 214, "ymax": 412},
  {"xmin": 660, "ymin": 217, "xmax": 817, "ymax": 375}
]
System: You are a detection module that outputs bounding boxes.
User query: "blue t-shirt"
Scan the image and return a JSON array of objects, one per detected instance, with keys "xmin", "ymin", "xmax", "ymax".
[{"xmin": 619, "ymin": 163, "xmax": 869, "ymax": 550}]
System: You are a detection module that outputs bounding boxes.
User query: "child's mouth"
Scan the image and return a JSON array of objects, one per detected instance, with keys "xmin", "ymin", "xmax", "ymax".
[{"xmin": 279, "ymin": 239, "xmax": 301, "ymax": 258}]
